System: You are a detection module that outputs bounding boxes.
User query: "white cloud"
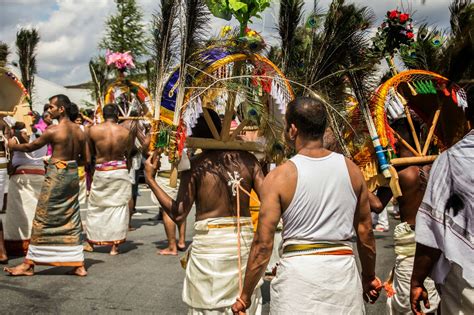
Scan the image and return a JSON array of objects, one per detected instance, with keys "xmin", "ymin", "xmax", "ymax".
[{"xmin": 0, "ymin": 0, "xmax": 452, "ymax": 86}]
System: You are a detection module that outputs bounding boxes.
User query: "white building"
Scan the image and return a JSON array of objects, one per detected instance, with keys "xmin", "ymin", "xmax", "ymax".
[{"xmin": 8, "ymin": 66, "xmax": 94, "ymax": 113}]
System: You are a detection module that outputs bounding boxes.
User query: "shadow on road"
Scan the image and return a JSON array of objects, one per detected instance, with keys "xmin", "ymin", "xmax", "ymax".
[{"xmin": 34, "ymin": 258, "xmax": 104, "ymax": 275}]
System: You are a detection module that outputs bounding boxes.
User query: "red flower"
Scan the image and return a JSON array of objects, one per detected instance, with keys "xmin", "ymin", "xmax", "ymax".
[
  {"xmin": 387, "ymin": 10, "xmax": 399, "ymax": 19},
  {"xmin": 399, "ymin": 13, "xmax": 409, "ymax": 23},
  {"xmin": 406, "ymin": 31, "xmax": 414, "ymax": 39}
]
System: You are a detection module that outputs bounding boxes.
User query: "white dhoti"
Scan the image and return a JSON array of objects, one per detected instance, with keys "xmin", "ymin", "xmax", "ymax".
[
  {"xmin": 3, "ymin": 165, "xmax": 45, "ymax": 255},
  {"xmin": 270, "ymin": 240, "xmax": 364, "ymax": 314},
  {"xmin": 386, "ymin": 223, "xmax": 440, "ymax": 314},
  {"xmin": 86, "ymin": 167, "xmax": 131, "ymax": 245},
  {"xmin": 183, "ymin": 217, "xmax": 262, "ymax": 315},
  {"xmin": 0, "ymin": 161, "xmax": 8, "ymax": 208}
]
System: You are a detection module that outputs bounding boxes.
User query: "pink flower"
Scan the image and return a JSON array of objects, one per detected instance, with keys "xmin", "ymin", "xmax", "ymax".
[
  {"xmin": 399, "ymin": 13, "xmax": 409, "ymax": 23},
  {"xmin": 106, "ymin": 50, "xmax": 135, "ymax": 70}
]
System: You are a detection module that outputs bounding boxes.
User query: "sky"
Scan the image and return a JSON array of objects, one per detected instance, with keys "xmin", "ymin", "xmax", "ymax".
[{"xmin": 0, "ymin": 0, "xmax": 453, "ymax": 86}]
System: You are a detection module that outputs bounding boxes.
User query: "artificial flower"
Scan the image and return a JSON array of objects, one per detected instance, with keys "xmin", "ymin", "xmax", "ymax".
[
  {"xmin": 406, "ymin": 31, "xmax": 414, "ymax": 39},
  {"xmin": 399, "ymin": 13, "xmax": 409, "ymax": 23},
  {"xmin": 388, "ymin": 10, "xmax": 399, "ymax": 19}
]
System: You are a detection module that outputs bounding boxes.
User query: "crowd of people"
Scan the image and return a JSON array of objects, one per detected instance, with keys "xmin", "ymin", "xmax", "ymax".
[{"xmin": 0, "ymin": 94, "xmax": 472, "ymax": 314}]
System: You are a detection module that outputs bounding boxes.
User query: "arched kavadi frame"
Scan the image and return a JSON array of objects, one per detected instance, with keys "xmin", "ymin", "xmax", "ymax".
[
  {"xmin": 160, "ymin": 45, "xmax": 295, "ymax": 161},
  {"xmin": 370, "ymin": 69, "xmax": 469, "ymax": 167},
  {"xmin": 104, "ymin": 78, "xmax": 153, "ymax": 119}
]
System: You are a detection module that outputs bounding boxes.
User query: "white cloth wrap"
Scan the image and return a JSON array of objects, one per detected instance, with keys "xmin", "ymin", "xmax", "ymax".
[
  {"xmin": 86, "ymin": 168, "xmax": 131, "ymax": 243},
  {"xmin": 183, "ymin": 217, "xmax": 262, "ymax": 314},
  {"xmin": 0, "ymin": 158, "xmax": 8, "ymax": 207},
  {"xmin": 415, "ymin": 130, "xmax": 474, "ymax": 286},
  {"xmin": 3, "ymin": 165, "xmax": 45, "ymax": 241},
  {"xmin": 26, "ymin": 245, "xmax": 84, "ymax": 263},
  {"xmin": 387, "ymin": 222, "xmax": 440, "ymax": 314},
  {"xmin": 270, "ymin": 239, "xmax": 363, "ymax": 314}
]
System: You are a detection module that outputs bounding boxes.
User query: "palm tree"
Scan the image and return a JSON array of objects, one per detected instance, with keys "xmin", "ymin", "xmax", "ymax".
[{"xmin": 16, "ymin": 28, "xmax": 40, "ymax": 100}]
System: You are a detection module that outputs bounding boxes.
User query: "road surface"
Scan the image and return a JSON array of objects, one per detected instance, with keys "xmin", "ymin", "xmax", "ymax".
[{"xmin": 1, "ymin": 186, "xmax": 396, "ymax": 314}]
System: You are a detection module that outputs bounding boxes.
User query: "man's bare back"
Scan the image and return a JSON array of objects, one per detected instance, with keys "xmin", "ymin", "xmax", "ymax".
[
  {"xmin": 190, "ymin": 150, "xmax": 264, "ymax": 221},
  {"xmin": 88, "ymin": 121, "xmax": 130, "ymax": 164},
  {"xmin": 144, "ymin": 149, "xmax": 264, "ymax": 224}
]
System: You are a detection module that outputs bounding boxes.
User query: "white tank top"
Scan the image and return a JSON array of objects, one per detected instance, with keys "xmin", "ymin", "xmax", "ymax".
[
  {"xmin": 282, "ymin": 153, "xmax": 358, "ymax": 243},
  {"xmin": 12, "ymin": 134, "xmax": 47, "ymax": 168}
]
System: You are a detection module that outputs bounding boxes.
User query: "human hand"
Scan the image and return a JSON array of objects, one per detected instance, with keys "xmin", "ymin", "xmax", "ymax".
[
  {"xmin": 410, "ymin": 283, "xmax": 430, "ymax": 315},
  {"xmin": 231, "ymin": 296, "xmax": 249, "ymax": 315},
  {"xmin": 362, "ymin": 275, "xmax": 382, "ymax": 304},
  {"xmin": 144, "ymin": 150, "xmax": 160, "ymax": 181}
]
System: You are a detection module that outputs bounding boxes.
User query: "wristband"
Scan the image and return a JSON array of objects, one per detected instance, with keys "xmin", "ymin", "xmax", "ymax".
[{"xmin": 236, "ymin": 297, "xmax": 247, "ymax": 309}]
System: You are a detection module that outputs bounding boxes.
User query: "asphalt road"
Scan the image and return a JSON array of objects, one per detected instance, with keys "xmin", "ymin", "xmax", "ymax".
[{"xmin": 1, "ymin": 186, "xmax": 396, "ymax": 314}]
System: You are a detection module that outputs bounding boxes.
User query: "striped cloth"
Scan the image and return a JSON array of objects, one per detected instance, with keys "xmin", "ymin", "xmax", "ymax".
[{"xmin": 416, "ymin": 130, "xmax": 474, "ymax": 287}]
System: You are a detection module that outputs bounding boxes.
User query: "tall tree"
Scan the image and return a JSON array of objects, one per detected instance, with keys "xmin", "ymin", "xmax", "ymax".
[
  {"xmin": 278, "ymin": 0, "xmax": 304, "ymax": 73},
  {"xmin": 16, "ymin": 28, "xmax": 40, "ymax": 100},
  {"xmin": 0, "ymin": 41, "xmax": 9, "ymax": 68},
  {"xmin": 100, "ymin": 0, "xmax": 147, "ymax": 69}
]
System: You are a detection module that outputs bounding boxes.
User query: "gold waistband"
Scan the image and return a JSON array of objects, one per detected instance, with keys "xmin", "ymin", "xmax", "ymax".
[
  {"xmin": 207, "ymin": 222, "xmax": 253, "ymax": 229},
  {"xmin": 283, "ymin": 242, "xmax": 353, "ymax": 256},
  {"xmin": 0, "ymin": 163, "xmax": 8, "ymax": 169}
]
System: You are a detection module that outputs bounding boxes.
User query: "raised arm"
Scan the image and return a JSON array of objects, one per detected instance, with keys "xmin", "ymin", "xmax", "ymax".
[
  {"xmin": 8, "ymin": 128, "xmax": 52, "ymax": 152},
  {"xmin": 144, "ymin": 153, "xmax": 195, "ymax": 224}
]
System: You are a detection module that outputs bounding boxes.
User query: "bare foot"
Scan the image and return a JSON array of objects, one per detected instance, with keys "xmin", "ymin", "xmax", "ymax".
[
  {"xmin": 110, "ymin": 245, "xmax": 119, "ymax": 256},
  {"xmin": 0, "ymin": 254, "xmax": 7, "ymax": 264},
  {"xmin": 177, "ymin": 243, "xmax": 186, "ymax": 252},
  {"xmin": 83, "ymin": 243, "xmax": 94, "ymax": 252},
  {"xmin": 66, "ymin": 266, "xmax": 87, "ymax": 276},
  {"xmin": 3, "ymin": 263, "xmax": 34, "ymax": 276},
  {"xmin": 157, "ymin": 248, "xmax": 178, "ymax": 256}
]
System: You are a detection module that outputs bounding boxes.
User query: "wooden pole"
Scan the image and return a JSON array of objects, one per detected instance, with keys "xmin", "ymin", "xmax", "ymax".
[
  {"xmin": 220, "ymin": 93, "xmax": 235, "ymax": 142},
  {"xmin": 185, "ymin": 137, "xmax": 264, "ymax": 152},
  {"xmin": 230, "ymin": 120, "xmax": 250, "ymax": 141},
  {"xmin": 391, "ymin": 129, "xmax": 420, "ymax": 157},
  {"xmin": 422, "ymin": 107, "xmax": 441, "ymax": 156},
  {"xmin": 202, "ymin": 108, "xmax": 221, "ymax": 140},
  {"xmin": 404, "ymin": 106, "xmax": 422, "ymax": 154},
  {"xmin": 390, "ymin": 155, "xmax": 438, "ymax": 167}
]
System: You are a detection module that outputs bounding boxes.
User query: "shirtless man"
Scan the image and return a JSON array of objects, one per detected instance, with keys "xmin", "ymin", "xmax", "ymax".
[
  {"xmin": 4, "ymin": 94, "xmax": 87, "ymax": 276},
  {"xmin": 144, "ymin": 109, "xmax": 265, "ymax": 313},
  {"xmin": 85, "ymin": 104, "xmax": 132, "ymax": 255},
  {"xmin": 376, "ymin": 118, "xmax": 440, "ymax": 314}
]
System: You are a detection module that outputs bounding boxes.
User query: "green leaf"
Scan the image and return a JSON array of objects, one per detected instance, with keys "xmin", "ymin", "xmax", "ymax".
[{"xmin": 229, "ymin": 0, "xmax": 247, "ymax": 12}]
